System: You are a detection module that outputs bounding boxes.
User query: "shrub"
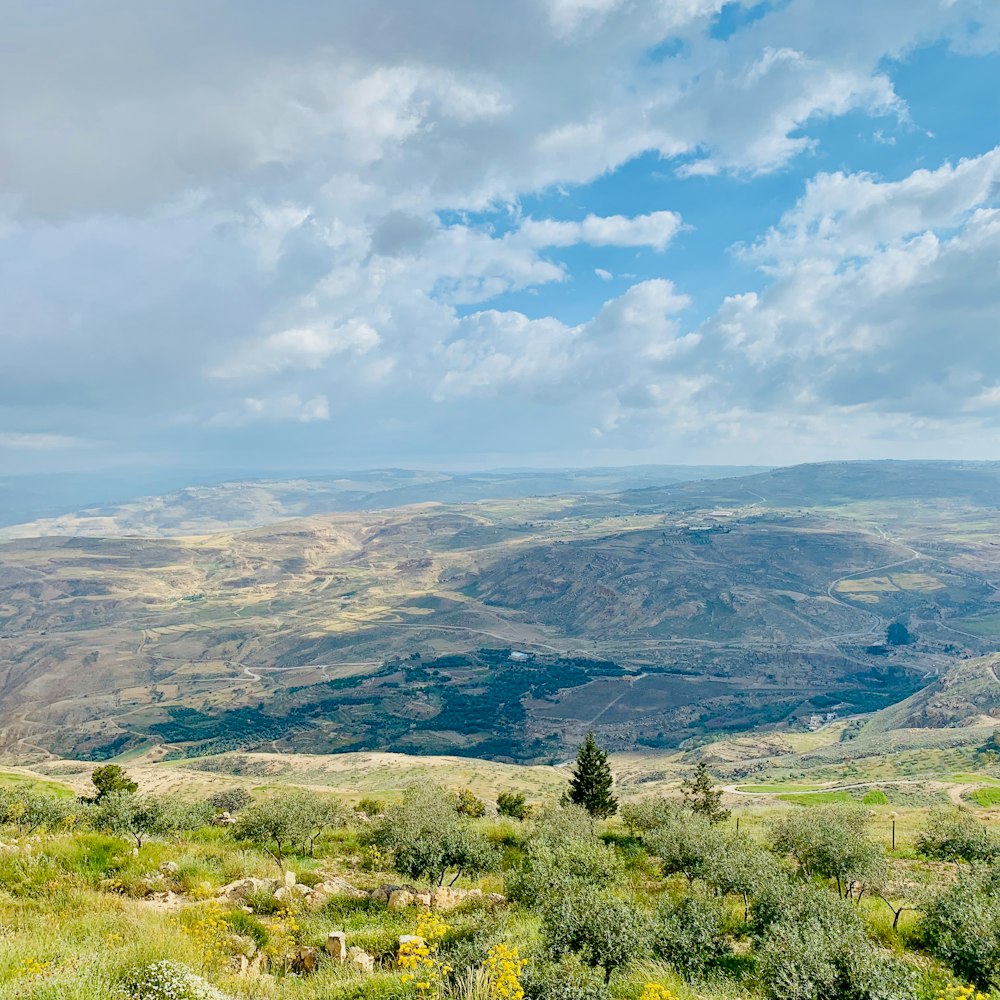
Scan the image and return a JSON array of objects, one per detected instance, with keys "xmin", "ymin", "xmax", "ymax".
[
  {"xmin": 643, "ymin": 809, "xmax": 724, "ymax": 883},
  {"xmin": 917, "ymin": 809, "xmax": 1000, "ymax": 863},
  {"xmin": 922, "ymin": 868, "xmax": 1000, "ymax": 990},
  {"xmin": 650, "ymin": 894, "xmax": 730, "ymax": 977},
  {"xmin": 497, "ymin": 791, "xmax": 528, "ymax": 820},
  {"xmin": 541, "ymin": 889, "xmax": 648, "ymax": 983},
  {"xmin": 457, "ymin": 788, "xmax": 487, "ymax": 818},
  {"xmin": 207, "ymin": 788, "xmax": 251, "ymax": 814},
  {"xmin": 523, "ymin": 954, "xmax": 609, "ymax": 1000},
  {"xmin": 507, "ymin": 836, "xmax": 624, "ymax": 905},
  {"xmin": 755, "ymin": 878, "xmax": 914, "ymax": 1000}
]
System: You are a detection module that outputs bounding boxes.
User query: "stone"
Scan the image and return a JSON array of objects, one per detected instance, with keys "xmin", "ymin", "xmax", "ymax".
[
  {"xmin": 214, "ymin": 811, "xmax": 237, "ymax": 826},
  {"xmin": 387, "ymin": 889, "xmax": 414, "ymax": 910},
  {"xmin": 160, "ymin": 861, "xmax": 179, "ymax": 874},
  {"xmin": 217, "ymin": 877, "xmax": 280, "ymax": 901},
  {"xmin": 485, "ymin": 892, "xmax": 507, "ymax": 906},
  {"xmin": 398, "ymin": 934, "xmax": 426, "ymax": 950},
  {"xmin": 293, "ymin": 946, "xmax": 319, "ymax": 974},
  {"xmin": 348, "ymin": 946, "xmax": 375, "ymax": 973},
  {"xmin": 284, "ymin": 871, "xmax": 297, "ymax": 887},
  {"xmin": 325, "ymin": 931, "xmax": 348, "ymax": 961},
  {"xmin": 314, "ymin": 876, "xmax": 368, "ymax": 900},
  {"xmin": 370, "ymin": 883, "xmax": 401, "ymax": 902},
  {"xmin": 431, "ymin": 887, "xmax": 460, "ymax": 911},
  {"xmin": 415, "ymin": 891, "xmax": 432, "ymax": 907}
]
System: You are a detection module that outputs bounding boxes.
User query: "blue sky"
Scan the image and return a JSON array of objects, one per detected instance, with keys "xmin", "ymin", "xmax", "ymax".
[{"xmin": 1, "ymin": 0, "xmax": 999, "ymax": 481}]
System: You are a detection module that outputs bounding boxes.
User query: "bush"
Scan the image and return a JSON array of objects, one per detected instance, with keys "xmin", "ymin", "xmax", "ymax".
[
  {"xmin": 917, "ymin": 809, "xmax": 1000, "ymax": 863},
  {"xmin": 507, "ymin": 836, "xmax": 624, "ymax": 905},
  {"xmin": 497, "ymin": 791, "xmax": 528, "ymax": 820},
  {"xmin": 650, "ymin": 895, "xmax": 730, "ymax": 977},
  {"xmin": 643, "ymin": 808, "xmax": 724, "ymax": 883},
  {"xmin": 755, "ymin": 878, "xmax": 914, "ymax": 1000},
  {"xmin": 922, "ymin": 868, "xmax": 1000, "ymax": 990},
  {"xmin": 542, "ymin": 889, "xmax": 648, "ymax": 982},
  {"xmin": 523, "ymin": 955, "xmax": 610, "ymax": 1000},
  {"xmin": 457, "ymin": 788, "xmax": 487, "ymax": 818},
  {"xmin": 207, "ymin": 788, "xmax": 251, "ymax": 814}
]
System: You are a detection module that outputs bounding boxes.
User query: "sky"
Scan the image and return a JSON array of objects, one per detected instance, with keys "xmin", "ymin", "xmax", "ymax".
[{"xmin": 1, "ymin": 0, "xmax": 1000, "ymax": 481}]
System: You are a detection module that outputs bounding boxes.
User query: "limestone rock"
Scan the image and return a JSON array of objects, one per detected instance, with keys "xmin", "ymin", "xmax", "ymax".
[
  {"xmin": 387, "ymin": 889, "xmax": 414, "ymax": 910},
  {"xmin": 284, "ymin": 871, "xmax": 297, "ymax": 887},
  {"xmin": 325, "ymin": 931, "xmax": 347, "ymax": 961},
  {"xmin": 217, "ymin": 877, "xmax": 280, "ymax": 902},
  {"xmin": 160, "ymin": 861, "xmax": 179, "ymax": 874},
  {"xmin": 314, "ymin": 876, "xmax": 368, "ymax": 900},
  {"xmin": 293, "ymin": 946, "xmax": 319, "ymax": 974},
  {"xmin": 349, "ymin": 946, "xmax": 375, "ymax": 973}
]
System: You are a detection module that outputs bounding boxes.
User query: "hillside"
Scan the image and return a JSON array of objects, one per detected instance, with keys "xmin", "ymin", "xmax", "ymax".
[{"xmin": 3, "ymin": 460, "xmax": 1000, "ymax": 764}]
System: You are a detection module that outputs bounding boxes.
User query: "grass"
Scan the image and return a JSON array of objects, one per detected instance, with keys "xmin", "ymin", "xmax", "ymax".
[
  {"xmin": 777, "ymin": 791, "xmax": 853, "ymax": 806},
  {"xmin": 735, "ymin": 783, "xmax": 824, "ymax": 793},
  {"xmin": 967, "ymin": 787, "xmax": 1000, "ymax": 807},
  {"xmin": 0, "ymin": 770, "xmax": 75, "ymax": 798}
]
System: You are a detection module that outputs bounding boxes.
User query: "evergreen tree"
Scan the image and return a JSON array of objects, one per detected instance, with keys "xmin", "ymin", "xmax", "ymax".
[
  {"xmin": 91, "ymin": 764, "xmax": 138, "ymax": 801},
  {"xmin": 681, "ymin": 761, "xmax": 730, "ymax": 824},
  {"xmin": 567, "ymin": 732, "xmax": 618, "ymax": 818}
]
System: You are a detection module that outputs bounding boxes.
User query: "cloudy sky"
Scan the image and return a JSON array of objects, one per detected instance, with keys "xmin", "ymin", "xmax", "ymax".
[{"xmin": 2, "ymin": 0, "xmax": 999, "ymax": 480}]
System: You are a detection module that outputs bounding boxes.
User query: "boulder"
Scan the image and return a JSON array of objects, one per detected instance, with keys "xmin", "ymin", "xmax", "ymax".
[
  {"xmin": 313, "ymin": 876, "xmax": 368, "ymax": 900},
  {"xmin": 348, "ymin": 946, "xmax": 375, "ymax": 973},
  {"xmin": 371, "ymin": 883, "xmax": 402, "ymax": 902},
  {"xmin": 325, "ymin": 931, "xmax": 348, "ymax": 961},
  {"xmin": 284, "ymin": 871, "xmax": 297, "ymax": 887},
  {"xmin": 485, "ymin": 892, "xmax": 507, "ymax": 906},
  {"xmin": 387, "ymin": 889, "xmax": 414, "ymax": 910},
  {"xmin": 159, "ymin": 861, "xmax": 179, "ymax": 874},
  {"xmin": 415, "ymin": 891, "xmax": 432, "ymax": 907},
  {"xmin": 399, "ymin": 934, "xmax": 426, "ymax": 948}
]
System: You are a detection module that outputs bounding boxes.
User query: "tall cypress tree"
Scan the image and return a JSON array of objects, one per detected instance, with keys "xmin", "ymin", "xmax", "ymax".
[{"xmin": 567, "ymin": 732, "xmax": 618, "ymax": 818}]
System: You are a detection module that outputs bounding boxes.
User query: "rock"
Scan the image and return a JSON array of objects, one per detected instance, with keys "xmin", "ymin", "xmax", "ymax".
[
  {"xmin": 415, "ymin": 891, "xmax": 432, "ymax": 907},
  {"xmin": 293, "ymin": 946, "xmax": 319, "ymax": 974},
  {"xmin": 325, "ymin": 931, "xmax": 348, "ymax": 961},
  {"xmin": 214, "ymin": 811, "xmax": 237, "ymax": 826},
  {"xmin": 399, "ymin": 934, "xmax": 426, "ymax": 949},
  {"xmin": 485, "ymin": 892, "xmax": 507, "ymax": 905},
  {"xmin": 217, "ymin": 877, "xmax": 280, "ymax": 902},
  {"xmin": 388, "ymin": 889, "xmax": 414, "ymax": 910},
  {"xmin": 160, "ymin": 861, "xmax": 179, "ymax": 874},
  {"xmin": 314, "ymin": 876, "xmax": 368, "ymax": 900},
  {"xmin": 284, "ymin": 871, "xmax": 297, "ymax": 887},
  {"xmin": 348, "ymin": 946, "xmax": 375, "ymax": 973},
  {"xmin": 371, "ymin": 883, "xmax": 402, "ymax": 902},
  {"xmin": 431, "ymin": 887, "xmax": 460, "ymax": 911}
]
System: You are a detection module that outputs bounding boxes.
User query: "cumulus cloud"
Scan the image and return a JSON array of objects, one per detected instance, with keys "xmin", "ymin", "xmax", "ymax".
[{"xmin": 1, "ymin": 1, "xmax": 999, "ymax": 470}]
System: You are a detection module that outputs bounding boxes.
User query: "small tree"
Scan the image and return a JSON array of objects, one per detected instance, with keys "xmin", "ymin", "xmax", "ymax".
[
  {"xmin": 497, "ymin": 791, "xmax": 528, "ymax": 820},
  {"xmin": 91, "ymin": 764, "xmax": 138, "ymax": 801},
  {"xmin": 651, "ymin": 894, "xmax": 730, "ymax": 977},
  {"xmin": 93, "ymin": 791, "xmax": 164, "ymax": 848},
  {"xmin": 456, "ymin": 788, "xmax": 487, "ymax": 818},
  {"xmin": 567, "ymin": 733, "xmax": 617, "ymax": 819},
  {"xmin": 542, "ymin": 889, "xmax": 647, "ymax": 983},
  {"xmin": 0, "ymin": 788, "xmax": 75, "ymax": 835},
  {"xmin": 234, "ymin": 796, "xmax": 313, "ymax": 867},
  {"xmin": 681, "ymin": 761, "xmax": 730, "ymax": 824},
  {"xmin": 208, "ymin": 788, "xmax": 252, "ymax": 814},
  {"xmin": 922, "ymin": 868, "xmax": 1000, "ymax": 990},
  {"xmin": 917, "ymin": 808, "xmax": 999, "ymax": 863}
]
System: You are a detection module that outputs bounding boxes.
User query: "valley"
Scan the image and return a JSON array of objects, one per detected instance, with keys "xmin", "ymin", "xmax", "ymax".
[{"xmin": 1, "ymin": 461, "xmax": 1000, "ymax": 764}]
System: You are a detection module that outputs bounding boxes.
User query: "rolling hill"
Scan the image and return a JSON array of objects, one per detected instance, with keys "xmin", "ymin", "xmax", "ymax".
[{"xmin": 2, "ymin": 460, "xmax": 1000, "ymax": 765}]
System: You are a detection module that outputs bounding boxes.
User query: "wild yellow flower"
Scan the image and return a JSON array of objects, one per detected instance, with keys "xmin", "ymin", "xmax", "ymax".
[{"xmin": 639, "ymin": 985, "xmax": 678, "ymax": 1000}]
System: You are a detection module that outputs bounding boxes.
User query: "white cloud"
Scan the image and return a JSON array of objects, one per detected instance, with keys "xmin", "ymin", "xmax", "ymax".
[
  {"xmin": 595, "ymin": 268, "xmax": 613, "ymax": 280},
  {"xmin": 208, "ymin": 394, "xmax": 331, "ymax": 427},
  {"xmin": 0, "ymin": 432, "xmax": 82, "ymax": 450},
  {"xmin": 210, "ymin": 320, "xmax": 381, "ymax": 379},
  {"xmin": 517, "ymin": 210, "xmax": 684, "ymax": 250}
]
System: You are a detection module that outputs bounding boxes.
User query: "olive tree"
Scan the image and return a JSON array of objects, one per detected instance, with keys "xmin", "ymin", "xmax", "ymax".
[
  {"xmin": 372, "ymin": 785, "xmax": 499, "ymax": 885},
  {"xmin": 917, "ymin": 808, "xmax": 1000, "ymax": 863},
  {"xmin": 234, "ymin": 796, "xmax": 314, "ymax": 867},
  {"xmin": 92, "ymin": 791, "xmax": 165, "ymax": 848},
  {"xmin": 541, "ymin": 889, "xmax": 647, "ymax": 983},
  {"xmin": 0, "ymin": 788, "xmax": 76, "ymax": 835},
  {"xmin": 922, "ymin": 868, "xmax": 1000, "ymax": 990}
]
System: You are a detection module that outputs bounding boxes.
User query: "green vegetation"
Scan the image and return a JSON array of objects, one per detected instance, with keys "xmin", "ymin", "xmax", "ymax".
[
  {"xmin": 567, "ymin": 734, "xmax": 618, "ymax": 819},
  {"xmin": 0, "ymin": 761, "xmax": 997, "ymax": 1000}
]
